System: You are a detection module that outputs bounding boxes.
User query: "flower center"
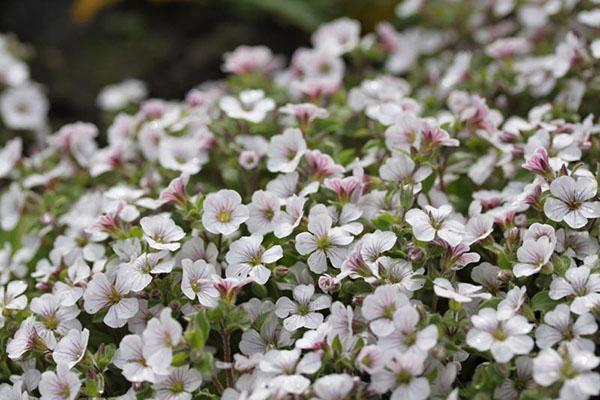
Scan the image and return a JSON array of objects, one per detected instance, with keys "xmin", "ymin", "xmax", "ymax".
[
  {"xmin": 403, "ymin": 332, "xmax": 417, "ymax": 346},
  {"xmin": 217, "ymin": 210, "xmax": 231, "ymax": 223},
  {"xmin": 171, "ymin": 381, "xmax": 185, "ymax": 393},
  {"xmin": 108, "ymin": 287, "xmax": 122, "ymax": 304},
  {"xmin": 493, "ymin": 328, "xmax": 507, "ymax": 341},
  {"xmin": 316, "ymin": 235, "xmax": 330, "ymax": 250},
  {"xmin": 397, "ymin": 370, "xmax": 413, "ymax": 384},
  {"xmin": 44, "ymin": 314, "xmax": 59, "ymax": 330},
  {"xmin": 298, "ymin": 304, "xmax": 310, "ymax": 315},
  {"xmin": 383, "ymin": 305, "xmax": 396, "ymax": 320},
  {"xmin": 59, "ymin": 384, "xmax": 71, "ymax": 398}
]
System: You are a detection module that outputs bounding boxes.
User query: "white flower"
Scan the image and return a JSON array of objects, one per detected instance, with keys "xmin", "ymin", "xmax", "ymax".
[
  {"xmin": 405, "ymin": 205, "xmax": 464, "ymax": 246},
  {"xmin": 549, "ymin": 266, "xmax": 600, "ymax": 314},
  {"xmin": 267, "ymin": 128, "xmax": 307, "ymax": 173},
  {"xmin": 371, "ymin": 351, "xmax": 431, "ymax": 400},
  {"xmin": 52, "ymin": 328, "xmax": 89, "ymax": 369},
  {"xmin": 0, "ymin": 381, "xmax": 29, "ymax": 400},
  {"xmin": 259, "ymin": 349, "xmax": 321, "ymax": 395},
  {"xmin": 113, "ymin": 334, "xmax": 156, "ymax": 383},
  {"xmin": 39, "ymin": 364, "xmax": 81, "ymax": 400},
  {"xmin": 239, "ymin": 314, "xmax": 293, "ymax": 355},
  {"xmin": 362, "ymin": 284, "xmax": 410, "ymax": 337},
  {"xmin": 0, "ymin": 84, "xmax": 48, "ymax": 130},
  {"xmin": 97, "ymin": 79, "xmax": 147, "ymax": 111},
  {"xmin": 312, "ymin": 17, "xmax": 360, "ymax": 55},
  {"xmin": 535, "ymin": 304, "xmax": 597, "ymax": 351},
  {"xmin": 533, "ymin": 347, "xmax": 600, "ymax": 400},
  {"xmin": 246, "ymin": 190, "xmax": 281, "ymax": 235},
  {"xmin": 312, "ymin": 373, "xmax": 354, "ymax": 400},
  {"xmin": 275, "ymin": 284, "xmax": 331, "ymax": 331},
  {"xmin": 433, "ymin": 278, "xmax": 491, "ymax": 303},
  {"xmin": 176, "ymin": 237, "xmax": 218, "ymax": 266},
  {"xmin": 466, "ymin": 308, "xmax": 534, "ymax": 363},
  {"xmin": 378, "ymin": 305, "xmax": 438, "ymax": 354},
  {"xmin": 158, "ymin": 136, "xmax": 209, "ymax": 175},
  {"xmin": 225, "ymin": 234, "xmax": 282, "ymax": 284},
  {"xmin": 154, "ymin": 366, "xmax": 202, "ymax": 400},
  {"xmin": 494, "ymin": 356, "xmax": 535, "ymax": 400},
  {"xmin": 0, "ymin": 137, "xmax": 22, "ymax": 178},
  {"xmin": 556, "ymin": 229, "xmax": 599, "ymax": 260},
  {"xmin": 359, "ymin": 230, "xmax": 397, "ymax": 264},
  {"xmin": 497, "ymin": 286, "xmax": 527, "ymax": 320},
  {"xmin": 544, "ymin": 176, "xmax": 600, "ymax": 229},
  {"xmin": 274, "ymin": 195, "xmax": 307, "ymax": 239},
  {"xmin": 219, "ymin": 89, "xmax": 275, "ymax": 123},
  {"xmin": 512, "ymin": 236, "xmax": 555, "ymax": 277},
  {"xmin": 119, "ymin": 251, "xmax": 174, "ymax": 292},
  {"xmin": 0, "ymin": 280, "xmax": 28, "ymax": 313},
  {"xmin": 140, "ymin": 215, "xmax": 185, "ymax": 252},
  {"xmin": 142, "ymin": 308, "xmax": 182, "ymax": 375},
  {"xmin": 379, "ymin": 153, "xmax": 431, "ymax": 193},
  {"xmin": 53, "ymin": 258, "xmax": 90, "ymax": 307},
  {"xmin": 180, "ymin": 259, "xmax": 219, "ymax": 307},
  {"xmin": 295, "ymin": 205, "xmax": 353, "ymax": 273},
  {"xmin": 30, "ymin": 293, "xmax": 81, "ymax": 340},
  {"xmin": 7, "ymin": 316, "xmax": 56, "ymax": 359},
  {"xmin": 202, "ymin": 189, "xmax": 249, "ymax": 235},
  {"xmin": 0, "ymin": 182, "xmax": 24, "ymax": 231},
  {"xmin": 83, "ymin": 272, "xmax": 139, "ymax": 328}
]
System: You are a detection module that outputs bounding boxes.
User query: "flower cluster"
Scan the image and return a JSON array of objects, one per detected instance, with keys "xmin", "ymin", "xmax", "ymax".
[{"xmin": 2, "ymin": 1, "xmax": 600, "ymax": 399}]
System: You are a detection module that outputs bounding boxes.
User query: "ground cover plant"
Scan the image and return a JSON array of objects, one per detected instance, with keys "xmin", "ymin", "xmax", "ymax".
[{"xmin": 1, "ymin": 1, "xmax": 600, "ymax": 399}]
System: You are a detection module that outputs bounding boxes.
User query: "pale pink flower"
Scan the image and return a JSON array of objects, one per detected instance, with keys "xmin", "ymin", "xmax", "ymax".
[
  {"xmin": 275, "ymin": 284, "xmax": 331, "ymax": 331},
  {"xmin": 202, "ymin": 189, "xmax": 249, "ymax": 235},
  {"xmin": 405, "ymin": 205, "xmax": 464, "ymax": 246},
  {"xmin": 140, "ymin": 215, "xmax": 185, "ymax": 252},
  {"xmin": 544, "ymin": 176, "xmax": 600, "ymax": 229},
  {"xmin": 466, "ymin": 308, "xmax": 534, "ymax": 363}
]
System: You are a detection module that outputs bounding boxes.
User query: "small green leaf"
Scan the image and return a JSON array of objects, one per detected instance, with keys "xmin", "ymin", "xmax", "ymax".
[{"xmin": 531, "ymin": 290, "xmax": 559, "ymax": 313}]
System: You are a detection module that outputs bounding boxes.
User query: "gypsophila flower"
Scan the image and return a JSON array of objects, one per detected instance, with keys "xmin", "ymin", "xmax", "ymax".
[
  {"xmin": 83, "ymin": 272, "xmax": 139, "ymax": 328},
  {"xmin": 544, "ymin": 176, "xmax": 600, "ymax": 229},
  {"xmin": 275, "ymin": 284, "xmax": 331, "ymax": 331},
  {"xmin": 362, "ymin": 284, "xmax": 410, "ymax": 336},
  {"xmin": 52, "ymin": 328, "xmax": 89, "ymax": 369},
  {"xmin": 405, "ymin": 205, "xmax": 464, "ymax": 246},
  {"xmin": 466, "ymin": 308, "xmax": 534, "ymax": 363},
  {"xmin": 549, "ymin": 266, "xmax": 600, "ymax": 314},
  {"xmin": 140, "ymin": 215, "xmax": 185, "ymax": 251},
  {"xmin": 225, "ymin": 234, "xmax": 282, "ymax": 284},
  {"xmin": 143, "ymin": 308, "xmax": 182, "ymax": 375},
  {"xmin": 202, "ymin": 189, "xmax": 249, "ymax": 235},
  {"xmin": 533, "ymin": 346, "xmax": 600, "ymax": 400},
  {"xmin": 38, "ymin": 364, "xmax": 81, "ymax": 400},
  {"xmin": 295, "ymin": 205, "xmax": 353, "ymax": 273},
  {"xmin": 180, "ymin": 259, "xmax": 219, "ymax": 307}
]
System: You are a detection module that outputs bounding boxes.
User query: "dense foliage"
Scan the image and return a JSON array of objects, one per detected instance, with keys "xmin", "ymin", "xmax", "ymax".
[{"xmin": 2, "ymin": 1, "xmax": 600, "ymax": 399}]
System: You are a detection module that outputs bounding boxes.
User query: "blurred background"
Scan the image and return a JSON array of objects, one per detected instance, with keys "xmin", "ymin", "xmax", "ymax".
[{"xmin": 0, "ymin": 0, "xmax": 396, "ymax": 128}]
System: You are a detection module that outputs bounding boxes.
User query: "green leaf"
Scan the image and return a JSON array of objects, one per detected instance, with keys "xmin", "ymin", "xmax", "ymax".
[{"xmin": 531, "ymin": 290, "xmax": 559, "ymax": 313}]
